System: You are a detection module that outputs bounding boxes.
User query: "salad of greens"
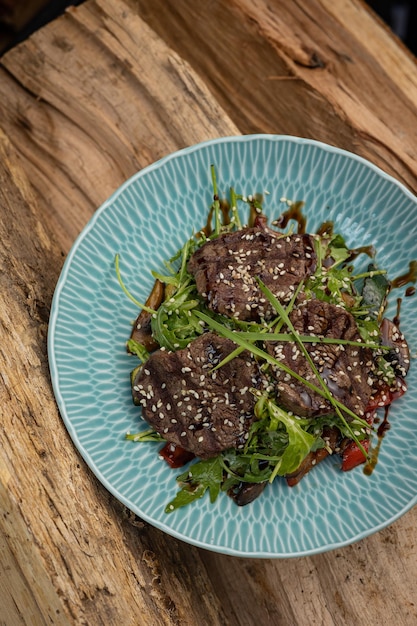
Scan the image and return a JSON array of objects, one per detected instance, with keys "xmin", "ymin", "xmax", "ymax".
[{"xmin": 118, "ymin": 166, "xmax": 413, "ymax": 513}]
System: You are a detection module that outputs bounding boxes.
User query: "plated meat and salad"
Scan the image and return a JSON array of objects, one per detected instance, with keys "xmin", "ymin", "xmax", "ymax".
[{"xmin": 118, "ymin": 166, "xmax": 415, "ymax": 512}]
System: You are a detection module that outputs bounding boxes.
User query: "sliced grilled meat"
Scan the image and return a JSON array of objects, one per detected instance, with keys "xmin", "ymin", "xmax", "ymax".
[
  {"xmin": 187, "ymin": 227, "xmax": 316, "ymax": 321},
  {"xmin": 268, "ymin": 299, "xmax": 374, "ymax": 418},
  {"xmin": 132, "ymin": 332, "xmax": 262, "ymax": 458}
]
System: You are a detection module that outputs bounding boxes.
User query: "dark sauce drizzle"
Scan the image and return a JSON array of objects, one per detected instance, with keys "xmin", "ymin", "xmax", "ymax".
[
  {"xmin": 391, "ymin": 260, "xmax": 417, "ymax": 288},
  {"xmin": 393, "ymin": 297, "xmax": 402, "ymax": 328},
  {"xmin": 363, "ymin": 419, "xmax": 389, "ymax": 475},
  {"xmin": 364, "ymin": 404, "xmax": 394, "ymax": 476},
  {"xmin": 346, "ymin": 245, "xmax": 376, "ymax": 263},
  {"xmin": 199, "ymin": 198, "xmax": 231, "ymax": 237},
  {"xmin": 316, "ymin": 221, "xmax": 334, "ymax": 237},
  {"xmin": 272, "ymin": 200, "xmax": 306, "ymax": 233}
]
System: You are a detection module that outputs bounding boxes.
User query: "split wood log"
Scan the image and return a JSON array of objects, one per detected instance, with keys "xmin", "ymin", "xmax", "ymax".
[{"xmin": 1, "ymin": 1, "xmax": 417, "ymax": 624}]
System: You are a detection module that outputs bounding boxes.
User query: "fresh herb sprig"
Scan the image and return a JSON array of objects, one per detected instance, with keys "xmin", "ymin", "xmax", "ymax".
[{"xmin": 126, "ymin": 429, "xmax": 162, "ymax": 443}]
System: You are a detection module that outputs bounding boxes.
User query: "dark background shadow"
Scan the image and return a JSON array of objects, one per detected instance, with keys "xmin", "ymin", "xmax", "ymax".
[
  {"xmin": 0, "ymin": 1, "xmax": 415, "ymax": 57},
  {"xmin": 367, "ymin": 0, "xmax": 416, "ymax": 54}
]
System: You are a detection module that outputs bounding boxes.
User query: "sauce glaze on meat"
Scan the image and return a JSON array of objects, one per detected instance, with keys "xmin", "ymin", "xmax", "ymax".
[
  {"xmin": 187, "ymin": 227, "xmax": 317, "ymax": 321},
  {"xmin": 267, "ymin": 299, "xmax": 374, "ymax": 418},
  {"xmin": 132, "ymin": 332, "xmax": 263, "ymax": 458}
]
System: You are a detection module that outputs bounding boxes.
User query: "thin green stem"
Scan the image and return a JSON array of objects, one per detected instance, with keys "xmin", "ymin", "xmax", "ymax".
[
  {"xmin": 351, "ymin": 269, "xmax": 387, "ymax": 281},
  {"xmin": 210, "ymin": 164, "xmax": 222, "ymax": 236},
  {"xmin": 230, "ymin": 187, "xmax": 242, "ymax": 229},
  {"xmin": 235, "ymin": 331, "xmax": 385, "ymax": 350},
  {"xmin": 115, "ymin": 254, "xmax": 157, "ymax": 313},
  {"xmin": 195, "ymin": 310, "xmax": 368, "ymax": 427}
]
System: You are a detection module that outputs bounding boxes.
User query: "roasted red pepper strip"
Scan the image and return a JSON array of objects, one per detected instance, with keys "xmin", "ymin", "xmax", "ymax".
[
  {"xmin": 366, "ymin": 377, "xmax": 407, "ymax": 411},
  {"xmin": 342, "ymin": 438, "xmax": 370, "ymax": 472},
  {"xmin": 342, "ymin": 377, "xmax": 407, "ymax": 472},
  {"xmin": 341, "ymin": 410, "xmax": 375, "ymax": 472},
  {"xmin": 160, "ymin": 442, "xmax": 195, "ymax": 468}
]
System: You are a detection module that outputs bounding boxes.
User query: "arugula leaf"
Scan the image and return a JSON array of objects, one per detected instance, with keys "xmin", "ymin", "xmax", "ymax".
[
  {"xmin": 165, "ymin": 456, "xmax": 223, "ymax": 513},
  {"xmin": 151, "ymin": 280, "xmax": 205, "ymax": 350},
  {"xmin": 257, "ymin": 399, "xmax": 316, "ymax": 479},
  {"xmin": 220, "ymin": 446, "xmax": 275, "ymax": 486},
  {"xmin": 327, "ymin": 233, "xmax": 351, "ymax": 267},
  {"xmin": 361, "ymin": 263, "xmax": 390, "ymax": 319},
  {"xmin": 126, "ymin": 339, "xmax": 150, "ymax": 362},
  {"xmin": 355, "ymin": 316, "xmax": 380, "ymax": 343},
  {"xmin": 308, "ymin": 412, "xmax": 369, "ymax": 441}
]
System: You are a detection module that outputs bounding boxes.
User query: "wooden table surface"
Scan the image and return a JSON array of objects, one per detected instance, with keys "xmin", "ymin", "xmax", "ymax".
[{"xmin": 1, "ymin": 1, "xmax": 417, "ymax": 624}]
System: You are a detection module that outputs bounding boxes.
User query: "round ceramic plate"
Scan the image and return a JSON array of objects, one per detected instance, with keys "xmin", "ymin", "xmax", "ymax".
[{"xmin": 48, "ymin": 135, "xmax": 417, "ymax": 557}]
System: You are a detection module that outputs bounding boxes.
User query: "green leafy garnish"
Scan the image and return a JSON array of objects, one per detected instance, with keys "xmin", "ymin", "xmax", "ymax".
[
  {"xmin": 151, "ymin": 279, "xmax": 205, "ymax": 351},
  {"xmin": 256, "ymin": 398, "xmax": 316, "ymax": 479},
  {"xmin": 126, "ymin": 429, "xmax": 162, "ymax": 443},
  {"xmin": 119, "ymin": 168, "xmax": 411, "ymax": 513},
  {"xmin": 361, "ymin": 264, "xmax": 390, "ymax": 320},
  {"xmin": 126, "ymin": 339, "xmax": 150, "ymax": 362},
  {"xmin": 165, "ymin": 456, "xmax": 223, "ymax": 513}
]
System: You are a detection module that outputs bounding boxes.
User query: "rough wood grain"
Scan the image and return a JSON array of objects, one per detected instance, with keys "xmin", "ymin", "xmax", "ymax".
[
  {"xmin": 136, "ymin": 0, "xmax": 417, "ymax": 194},
  {"xmin": 0, "ymin": 0, "xmax": 239, "ymax": 249},
  {"xmin": 1, "ymin": 1, "xmax": 417, "ymax": 625},
  {"xmin": 0, "ymin": 126, "xmax": 234, "ymax": 626}
]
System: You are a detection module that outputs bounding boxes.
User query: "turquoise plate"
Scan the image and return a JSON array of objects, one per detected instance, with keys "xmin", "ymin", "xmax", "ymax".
[{"xmin": 48, "ymin": 135, "xmax": 417, "ymax": 557}]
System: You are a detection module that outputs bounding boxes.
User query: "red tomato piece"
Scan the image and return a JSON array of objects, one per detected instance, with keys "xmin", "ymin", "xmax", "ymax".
[
  {"xmin": 159, "ymin": 442, "xmax": 195, "ymax": 468},
  {"xmin": 365, "ymin": 377, "xmax": 407, "ymax": 412},
  {"xmin": 342, "ymin": 439, "xmax": 370, "ymax": 472}
]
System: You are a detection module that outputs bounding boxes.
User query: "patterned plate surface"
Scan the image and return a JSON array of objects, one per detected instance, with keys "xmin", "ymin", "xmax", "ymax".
[{"xmin": 48, "ymin": 135, "xmax": 417, "ymax": 557}]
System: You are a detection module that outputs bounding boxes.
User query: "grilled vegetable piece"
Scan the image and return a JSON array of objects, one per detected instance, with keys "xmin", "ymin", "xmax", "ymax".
[
  {"xmin": 379, "ymin": 318, "xmax": 410, "ymax": 377},
  {"xmin": 129, "ymin": 279, "xmax": 165, "ymax": 352}
]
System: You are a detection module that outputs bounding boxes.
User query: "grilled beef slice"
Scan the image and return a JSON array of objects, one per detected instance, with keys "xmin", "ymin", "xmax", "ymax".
[
  {"xmin": 132, "ymin": 332, "xmax": 262, "ymax": 458},
  {"xmin": 187, "ymin": 227, "xmax": 316, "ymax": 321},
  {"xmin": 268, "ymin": 299, "xmax": 374, "ymax": 418}
]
